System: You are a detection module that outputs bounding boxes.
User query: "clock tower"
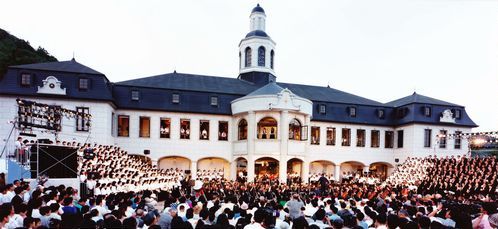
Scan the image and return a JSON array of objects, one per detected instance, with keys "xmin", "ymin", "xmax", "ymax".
[{"xmin": 238, "ymin": 4, "xmax": 276, "ymax": 85}]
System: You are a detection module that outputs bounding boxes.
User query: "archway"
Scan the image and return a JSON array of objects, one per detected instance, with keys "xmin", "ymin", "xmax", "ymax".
[
  {"xmin": 158, "ymin": 156, "xmax": 191, "ymax": 172},
  {"xmin": 255, "ymin": 157, "xmax": 279, "ymax": 180},
  {"xmin": 287, "ymin": 158, "xmax": 303, "ymax": 183},
  {"xmin": 197, "ymin": 157, "xmax": 230, "ymax": 180},
  {"xmin": 340, "ymin": 161, "xmax": 365, "ymax": 182},
  {"xmin": 235, "ymin": 157, "xmax": 248, "ymax": 182},
  {"xmin": 257, "ymin": 117, "xmax": 278, "ymax": 139},
  {"xmin": 369, "ymin": 162, "xmax": 394, "ymax": 181},
  {"xmin": 309, "ymin": 160, "xmax": 336, "ymax": 182}
]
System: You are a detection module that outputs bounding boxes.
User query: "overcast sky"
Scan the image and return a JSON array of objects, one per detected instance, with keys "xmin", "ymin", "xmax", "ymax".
[{"xmin": 1, "ymin": 0, "xmax": 497, "ymax": 131}]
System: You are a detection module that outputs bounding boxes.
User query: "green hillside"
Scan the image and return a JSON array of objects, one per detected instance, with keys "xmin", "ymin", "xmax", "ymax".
[{"xmin": 0, "ymin": 28, "xmax": 57, "ymax": 76}]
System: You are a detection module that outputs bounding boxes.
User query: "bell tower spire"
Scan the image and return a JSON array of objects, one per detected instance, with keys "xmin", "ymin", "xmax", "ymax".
[{"xmin": 238, "ymin": 4, "xmax": 276, "ymax": 85}]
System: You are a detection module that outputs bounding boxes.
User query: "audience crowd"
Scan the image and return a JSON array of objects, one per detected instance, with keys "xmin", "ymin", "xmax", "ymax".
[{"xmin": 0, "ymin": 140, "xmax": 496, "ymax": 228}]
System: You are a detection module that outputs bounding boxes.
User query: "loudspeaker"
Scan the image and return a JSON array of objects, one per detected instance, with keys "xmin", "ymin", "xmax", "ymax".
[
  {"xmin": 395, "ymin": 158, "xmax": 399, "ymax": 163},
  {"xmin": 31, "ymin": 144, "xmax": 78, "ymax": 178},
  {"xmin": 144, "ymin": 149, "xmax": 150, "ymax": 155}
]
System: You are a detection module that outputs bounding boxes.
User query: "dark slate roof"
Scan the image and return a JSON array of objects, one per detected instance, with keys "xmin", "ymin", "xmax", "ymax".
[
  {"xmin": 385, "ymin": 92, "xmax": 462, "ymax": 107},
  {"xmin": 277, "ymin": 82, "xmax": 385, "ymax": 106},
  {"xmin": 247, "ymin": 82, "xmax": 284, "ymax": 96},
  {"xmin": 117, "ymin": 72, "xmax": 257, "ymax": 95},
  {"xmin": 117, "ymin": 72, "xmax": 384, "ymax": 106},
  {"xmin": 245, "ymin": 30, "xmax": 269, "ymax": 38},
  {"xmin": 252, "ymin": 4, "xmax": 265, "ymax": 14},
  {"xmin": 10, "ymin": 59, "xmax": 104, "ymax": 75}
]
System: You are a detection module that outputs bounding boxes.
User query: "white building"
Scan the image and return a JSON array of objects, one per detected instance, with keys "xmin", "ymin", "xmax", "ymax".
[{"xmin": 0, "ymin": 4, "xmax": 477, "ymax": 183}]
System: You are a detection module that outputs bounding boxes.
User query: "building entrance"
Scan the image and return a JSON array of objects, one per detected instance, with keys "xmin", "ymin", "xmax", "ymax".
[{"xmin": 255, "ymin": 157, "xmax": 279, "ymax": 181}]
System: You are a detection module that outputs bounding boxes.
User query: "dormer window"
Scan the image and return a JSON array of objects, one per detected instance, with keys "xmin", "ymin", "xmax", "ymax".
[
  {"xmin": 377, "ymin": 109, "xmax": 385, "ymax": 119},
  {"xmin": 131, "ymin": 90, "xmax": 140, "ymax": 101},
  {"xmin": 349, "ymin": 107, "xmax": 356, "ymax": 117},
  {"xmin": 424, "ymin": 106, "xmax": 431, "ymax": 117},
  {"xmin": 454, "ymin": 109, "xmax": 461, "ymax": 119},
  {"xmin": 79, "ymin": 78, "xmax": 89, "ymax": 90},
  {"xmin": 20, "ymin": 74, "xmax": 31, "ymax": 86},
  {"xmin": 210, "ymin": 96, "xmax": 218, "ymax": 106},
  {"xmin": 172, "ymin": 93, "xmax": 180, "ymax": 104},
  {"xmin": 319, "ymin": 104, "xmax": 326, "ymax": 114}
]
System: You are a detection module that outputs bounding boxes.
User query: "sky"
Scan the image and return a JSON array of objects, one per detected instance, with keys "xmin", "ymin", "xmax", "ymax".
[{"xmin": 1, "ymin": 0, "xmax": 497, "ymax": 131}]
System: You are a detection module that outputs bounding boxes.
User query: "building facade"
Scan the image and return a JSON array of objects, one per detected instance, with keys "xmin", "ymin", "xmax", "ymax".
[{"xmin": 0, "ymin": 5, "xmax": 477, "ymax": 183}]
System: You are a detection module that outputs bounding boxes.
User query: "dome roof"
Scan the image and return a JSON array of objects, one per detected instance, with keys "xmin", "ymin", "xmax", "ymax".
[
  {"xmin": 251, "ymin": 4, "xmax": 265, "ymax": 14},
  {"xmin": 245, "ymin": 30, "xmax": 269, "ymax": 38},
  {"xmin": 247, "ymin": 82, "xmax": 285, "ymax": 96}
]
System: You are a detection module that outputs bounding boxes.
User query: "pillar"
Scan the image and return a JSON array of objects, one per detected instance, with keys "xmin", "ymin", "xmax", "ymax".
[
  {"xmin": 335, "ymin": 164, "xmax": 341, "ymax": 182},
  {"xmin": 279, "ymin": 110, "xmax": 289, "ymax": 183},
  {"xmin": 191, "ymin": 161, "xmax": 198, "ymax": 179},
  {"xmin": 363, "ymin": 165, "xmax": 370, "ymax": 174},
  {"xmin": 230, "ymin": 160, "xmax": 237, "ymax": 181},
  {"xmin": 302, "ymin": 160, "xmax": 310, "ymax": 183},
  {"xmin": 247, "ymin": 111, "xmax": 256, "ymax": 182}
]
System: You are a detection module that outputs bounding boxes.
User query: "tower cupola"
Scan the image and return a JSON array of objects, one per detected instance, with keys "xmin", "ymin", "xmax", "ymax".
[{"xmin": 238, "ymin": 4, "xmax": 276, "ymax": 85}]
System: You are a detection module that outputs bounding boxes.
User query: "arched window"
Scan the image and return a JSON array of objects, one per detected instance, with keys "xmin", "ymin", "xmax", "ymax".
[
  {"xmin": 289, "ymin": 119, "xmax": 302, "ymax": 140},
  {"xmin": 238, "ymin": 119, "xmax": 248, "ymax": 140},
  {"xmin": 270, "ymin": 50, "xmax": 275, "ymax": 69},
  {"xmin": 245, "ymin": 47, "xmax": 252, "ymax": 67},
  {"xmin": 258, "ymin": 46, "xmax": 265, "ymax": 67},
  {"xmin": 257, "ymin": 117, "xmax": 277, "ymax": 139}
]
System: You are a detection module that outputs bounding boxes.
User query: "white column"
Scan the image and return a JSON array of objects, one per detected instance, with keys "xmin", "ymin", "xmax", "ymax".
[
  {"xmin": 363, "ymin": 165, "xmax": 370, "ymax": 174},
  {"xmin": 230, "ymin": 160, "xmax": 237, "ymax": 181},
  {"xmin": 247, "ymin": 111, "xmax": 256, "ymax": 182},
  {"xmin": 191, "ymin": 161, "xmax": 198, "ymax": 179},
  {"xmin": 303, "ymin": 114, "xmax": 311, "ymax": 183},
  {"xmin": 302, "ymin": 160, "xmax": 310, "ymax": 183},
  {"xmin": 279, "ymin": 110, "xmax": 289, "ymax": 183},
  {"xmin": 334, "ymin": 164, "xmax": 341, "ymax": 182}
]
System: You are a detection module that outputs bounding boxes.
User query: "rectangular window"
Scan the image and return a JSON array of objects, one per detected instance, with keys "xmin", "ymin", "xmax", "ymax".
[
  {"xmin": 371, "ymin": 130, "xmax": 380, "ymax": 148},
  {"xmin": 439, "ymin": 130, "xmax": 447, "ymax": 148},
  {"xmin": 180, "ymin": 119, "xmax": 190, "ymax": 139},
  {"xmin": 172, "ymin": 93, "xmax": 180, "ymax": 104},
  {"xmin": 319, "ymin": 104, "xmax": 326, "ymax": 114},
  {"xmin": 349, "ymin": 107, "xmax": 357, "ymax": 117},
  {"xmin": 377, "ymin": 109, "xmax": 385, "ymax": 119},
  {"xmin": 160, "ymin": 118, "xmax": 171, "ymax": 138},
  {"xmin": 79, "ymin": 78, "xmax": 89, "ymax": 90},
  {"xmin": 326, "ymin": 127, "xmax": 336, "ymax": 146},
  {"xmin": 20, "ymin": 74, "xmax": 31, "ymax": 86},
  {"xmin": 200, "ymin": 120, "xmax": 209, "ymax": 140},
  {"xmin": 342, "ymin": 128, "xmax": 351, "ymax": 146},
  {"xmin": 139, "ymin": 116, "xmax": 150, "ymax": 138},
  {"xmin": 455, "ymin": 131, "xmax": 462, "ymax": 149},
  {"xmin": 210, "ymin": 96, "xmax": 218, "ymax": 106},
  {"xmin": 356, "ymin": 129, "xmax": 365, "ymax": 147},
  {"xmin": 218, "ymin": 121, "xmax": 228, "ymax": 141},
  {"xmin": 385, "ymin": 131, "xmax": 394, "ymax": 148},
  {"xmin": 455, "ymin": 109, "xmax": 461, "ymax": 119},
  {"xmin": 424, "ymin": 107, "xmax": 431, "ymax": 117},
  {"xmin": 117, "ymin": 115, "xmax": 129, "ymax": 137},
  {"xmin": 76, "ymin": 107, "xmax": 90, "ymax": 132},
  {"xmin": 131, "ymin": 90, "xmax": 140, "ymax": 101},
  {"xmin": 424, "ymin": 129, "xmax": 432, "ymax": 147},
  {"xmin": 397, "ymin": 130, "xmax": 404, "ymax": 148},
  {"xmin": 311, "ymin": 126, "xmax": 320, "ymax": 145}
]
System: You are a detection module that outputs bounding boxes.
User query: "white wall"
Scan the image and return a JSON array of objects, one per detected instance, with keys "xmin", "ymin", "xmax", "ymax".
[{"xmin": 0, "ymin": 96, "xmax": 114, "ymax": 148}]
